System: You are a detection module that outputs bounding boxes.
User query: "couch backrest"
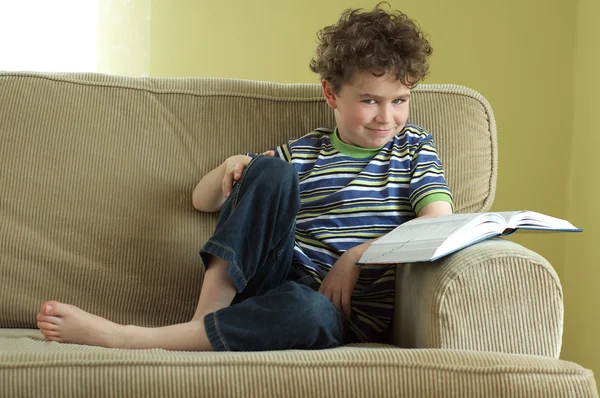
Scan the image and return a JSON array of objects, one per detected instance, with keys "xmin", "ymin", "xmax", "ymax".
[{"xmin": 0, "ymin": 72, "xmax": 497, "ymax": 327}]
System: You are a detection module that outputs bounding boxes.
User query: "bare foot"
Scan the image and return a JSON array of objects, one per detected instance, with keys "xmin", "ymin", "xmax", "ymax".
[
  {"xmin": 37, "ymin": 301, "xmax": 213, "ymax": 351},
  {"xmin": 37, "ymin": 301, "xmax": 126, "ymax": 348}
]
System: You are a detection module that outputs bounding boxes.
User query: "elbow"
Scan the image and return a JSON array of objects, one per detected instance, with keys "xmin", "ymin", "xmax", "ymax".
[
  {"xmin": 192, "ymin": 194, "xmax": 221, "ymax": 213},
  {"xmin": 192, "ymin": 188, "xmax": 208, "ymax": 212},
  {"xmin": 192, "ymin": 197, "xmax": 202, "ymax": 212}
]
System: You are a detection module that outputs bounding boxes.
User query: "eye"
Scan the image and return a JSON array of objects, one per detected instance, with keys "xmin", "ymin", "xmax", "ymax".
[
  {"xmin": 362, "ymin": 99, "xmax": 376, "ymax": 104},
  {"xmin": 392, "ymin": 99, "xmax": 405, "ymax": 104}
]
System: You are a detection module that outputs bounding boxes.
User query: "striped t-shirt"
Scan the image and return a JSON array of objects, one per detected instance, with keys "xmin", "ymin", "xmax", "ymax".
[{"xmin": 270, "ymin": 124, "xmax": 453, "ymax": 342}]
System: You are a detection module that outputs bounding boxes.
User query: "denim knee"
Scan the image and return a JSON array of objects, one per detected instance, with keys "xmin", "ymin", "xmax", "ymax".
[
  {"xmin": 295, "ymin": 286, "xmax": 345, "ymax": 349},
  {"xmin": 243, "ymin": 155, "xmax": 299, "ymax": 196},
  {"xmin": 201, "ymin": 154, "xmax": 300, "ymax": 296},
  {"xmin": 205, "ymin": 281, "xmax": 345, "ymax": 351}
]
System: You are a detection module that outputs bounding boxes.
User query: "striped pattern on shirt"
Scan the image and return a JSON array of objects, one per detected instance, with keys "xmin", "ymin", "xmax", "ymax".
[{"xmin": 273, "ymin": 124, "xmax": 453, "ymax": 342}]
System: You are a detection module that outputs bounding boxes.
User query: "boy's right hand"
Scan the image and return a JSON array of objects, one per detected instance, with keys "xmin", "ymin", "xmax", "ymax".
[{"xmin": 222, "ymin": 150, "xmax": 274, "ymax": 198}]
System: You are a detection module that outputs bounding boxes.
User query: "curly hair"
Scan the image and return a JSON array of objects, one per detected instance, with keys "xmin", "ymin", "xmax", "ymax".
[{"xmin": 309, "ymin": 2, "xmax": 432, "ymax": 93}]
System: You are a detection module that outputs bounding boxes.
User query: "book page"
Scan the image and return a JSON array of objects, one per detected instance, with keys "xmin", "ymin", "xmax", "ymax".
[
  {"xmin": 374, "ymin": 213, "xmax": 483, "ymax": 245},
  {"xmin": 359, "ymin": 241, "xmax": 440, "ymax": 264},
  {"xmin": 501, "ymin": 211, "xmax": 579, "ymax": 230},
  {"xmin": 495, "ymin": 211, "xmax": 523, "ymax": 224}
]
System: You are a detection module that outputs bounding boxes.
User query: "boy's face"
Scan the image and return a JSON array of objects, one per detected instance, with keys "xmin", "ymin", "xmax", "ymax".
[{"xmin": 322, "ymin": 71, "xmax": 411, "ymax": 149}]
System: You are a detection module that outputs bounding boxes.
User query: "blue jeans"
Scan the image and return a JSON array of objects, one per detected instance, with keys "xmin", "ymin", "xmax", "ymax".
[{"xmin": 200, "ymin": 155, "xmax": 345, "ymax": 351}]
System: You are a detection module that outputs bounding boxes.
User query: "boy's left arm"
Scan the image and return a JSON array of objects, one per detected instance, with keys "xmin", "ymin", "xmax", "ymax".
[
  {"xmin": 413, "ymin": 200, "xmax": 453, "ymax": 219},
  {"xmin": 319, "ymin": 200, "xmax": 453, "ymax": 318}
]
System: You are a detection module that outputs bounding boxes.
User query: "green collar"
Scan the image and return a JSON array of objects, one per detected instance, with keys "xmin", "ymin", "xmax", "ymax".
[{"xmin": 329, "ymin": 128, "xmax": 382, "ymax": 158}]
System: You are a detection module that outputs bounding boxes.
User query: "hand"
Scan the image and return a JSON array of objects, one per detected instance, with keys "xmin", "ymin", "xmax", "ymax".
[
  {"xmin": 222, "ymin": 150, "xmax": 274, "ymax": 198},
  {"xmin": 318, "ymin": 252, "xmax": 361, "ymax": 319}
]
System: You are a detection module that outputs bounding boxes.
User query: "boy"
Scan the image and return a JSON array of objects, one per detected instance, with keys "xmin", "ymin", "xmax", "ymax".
[{"xmin": 36, "ymin": 3, "xmax": 453, "ymax": 351}]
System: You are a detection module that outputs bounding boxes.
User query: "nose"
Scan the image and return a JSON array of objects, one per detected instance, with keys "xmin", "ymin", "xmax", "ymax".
[{"xmin": 375, "ymin": 104, "xmax": 393, "ymax": 125}]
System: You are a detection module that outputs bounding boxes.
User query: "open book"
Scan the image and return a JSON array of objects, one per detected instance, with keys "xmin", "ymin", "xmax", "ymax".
[{"xmin": 357, "ymin": 211, "xmax": 582, "ymax": 264}]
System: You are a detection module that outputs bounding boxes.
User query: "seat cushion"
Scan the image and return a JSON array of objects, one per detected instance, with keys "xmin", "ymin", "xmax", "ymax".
[{"xmin": 0, "ymin": 329, "xmax": 596, "ymax": 398}]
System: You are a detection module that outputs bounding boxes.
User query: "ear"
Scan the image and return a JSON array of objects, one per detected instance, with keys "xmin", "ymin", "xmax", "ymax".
[{"xmin": 321, "ymin": 80, "xmax": 338, "ymax": 109}]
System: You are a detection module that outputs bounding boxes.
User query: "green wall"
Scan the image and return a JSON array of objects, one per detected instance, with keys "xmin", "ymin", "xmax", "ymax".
[
  {"xmin": 563, "ymin": 0, "xmax": 600, "ymax": 376},
  {"xmin": 109, "ymin": 0, "xmax": 594, "ymax": 377}
]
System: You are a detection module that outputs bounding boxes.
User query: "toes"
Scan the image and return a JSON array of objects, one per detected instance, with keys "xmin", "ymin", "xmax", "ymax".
[
  {"xmin": 45, "ymin": 335, "xmax": 62, "ymax": 343},
  {"xmin": 41, "ymin": 330, "xmax": 60, "ymax": 337},
  {"xmin": 42, "ymin": 300, "xmax": 61, "ymax": 316},
  {"xmin": 37, "ymin": 315, "xmax": 62, "ymax": 325},
  {"xmin": 37, "ymin": 321, "xmax": 59, "ymax": 331},
  {"xmin": 42, "ymin": 301, "xmax": 79, "ymax": 317},
  {"xmin": 37, "ymin": 311, "xmax": 55, "ymax": 322}
]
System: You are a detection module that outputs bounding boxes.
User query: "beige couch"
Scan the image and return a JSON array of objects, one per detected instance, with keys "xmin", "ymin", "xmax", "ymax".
[{"xmin": 0, "ymin": 71, "xmax": 596, "ymax": 397}]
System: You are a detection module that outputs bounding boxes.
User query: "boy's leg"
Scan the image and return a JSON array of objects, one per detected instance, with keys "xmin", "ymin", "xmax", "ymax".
[
  {"xmin": 205, "ymin": 278, "xmax": 345, "ymax": 351},
  {"xmin": 37, "ymin": 301, "xmax": 212, "ymax": 350},
  {"xmin": 193, "ymin": 155, "xmax": 300, "ymax": 318},
  {"xmin": 191, "ymin": 256, "xmax": 237, "ymax": 321},
  {"xmin": 37, "ymin": 156, "xmax": 300, "ymax": 350},
  {"xmin": 36, "ymin": 278, "xmax": 345, "ymax": 351}
]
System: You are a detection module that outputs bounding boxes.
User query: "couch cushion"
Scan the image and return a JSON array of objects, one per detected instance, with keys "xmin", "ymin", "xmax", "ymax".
[
  {"xmin": 0, "ymin": 329, "xmax": 595, "ymax": 398},
  {"xmin": 0, "ymin": 71, "xmax": 496, "ymax": 328}
]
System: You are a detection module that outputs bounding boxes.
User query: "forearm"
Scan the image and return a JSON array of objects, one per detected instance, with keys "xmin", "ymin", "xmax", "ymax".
[
  {"xmin": 345, "ymin": 239, "xmax": 376, "ymax": 265},
  {"xmin": 192, "ymin": 154, "xmax": 262, "ymax": 212},
  {"xmin": 192, "ymin": 162, "xmax": 228, "ymax": 212}
]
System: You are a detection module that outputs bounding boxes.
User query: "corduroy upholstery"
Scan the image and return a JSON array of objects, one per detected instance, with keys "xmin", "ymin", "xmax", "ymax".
[
  {"xmin": 0, "ymin": 330, "xmax": 596, "ymax": 398},
  {"xmin": 0, "ymin": 71, "xmax": 596, "ymax": 397}
]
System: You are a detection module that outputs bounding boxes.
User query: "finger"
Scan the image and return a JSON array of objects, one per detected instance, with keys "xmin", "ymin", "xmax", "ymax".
[
  {"xmin": 263, "ymin": 150, "xmax": 275, "ymax": 156},
  {"xmin": 326, "ymin": 291, "xmax": 334, "ymax": 303},
  {"xmin": 232, "ymin": 164, "xmax": 243, "ymax": 181},
  {"xmin": 319, "ymin": 285, "xmax": 332, "ymax": 301},
  {"xmin": 222, "ymin": 169, "xmax": 234, "ymax": 198},
  {"xmin": 318, "ymin": 277, "xmax": 328, "ymax": 294},
  {"xmin": 341, "ymin": 290, "xmax": 352, "ymax": 319}
]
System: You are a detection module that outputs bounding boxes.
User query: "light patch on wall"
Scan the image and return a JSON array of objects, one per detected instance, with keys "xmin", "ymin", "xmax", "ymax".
[
  {"xmin": 0, "ymin": 0, "xmax": 97, "ymax": 72},
  {"xmin": 96, "ymin": 0, "xmax": 151, "ymax": 76}
]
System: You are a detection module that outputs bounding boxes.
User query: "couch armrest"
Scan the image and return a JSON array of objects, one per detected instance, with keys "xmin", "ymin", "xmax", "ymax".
[{"xmin": 391, "ymin": 238, "xmax": 563, "ymax": 358}]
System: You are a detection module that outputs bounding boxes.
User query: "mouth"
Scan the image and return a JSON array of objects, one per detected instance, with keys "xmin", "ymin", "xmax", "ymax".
[{"xmin": 366, "ymin": 127, "xmax": 395, "ymax": 135}]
